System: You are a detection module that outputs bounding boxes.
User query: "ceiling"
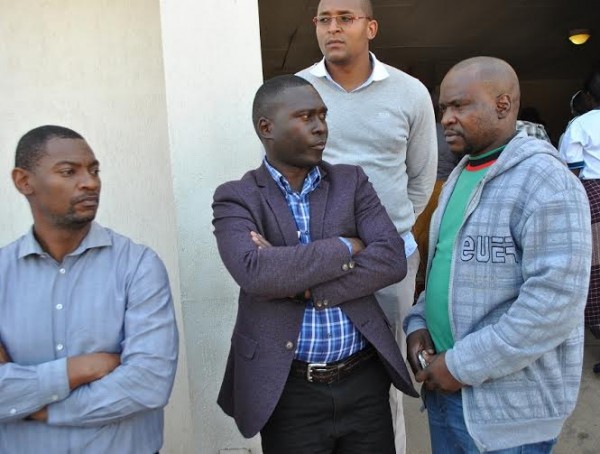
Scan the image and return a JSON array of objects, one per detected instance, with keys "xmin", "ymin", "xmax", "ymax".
[{"xmin": 258, "ymin": 0, "xmax": 600, "ymax": 88}]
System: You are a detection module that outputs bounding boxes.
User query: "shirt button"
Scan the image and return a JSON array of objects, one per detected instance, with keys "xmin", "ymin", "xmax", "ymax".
[
  {"xmin": 56, "ymin": 304, "xmax": 63, "ymax": 310},
  {"xmin": 285, "ymin": 341, "xmax": 294, "ymax": 351},
  {"xmin": 342, "ymin": 263, "xmax": 349, "ymax": 271},
  {"xmin": 56, "ymin": 344, "xmax": 64, "ymax": 351},
  {"xmin": 315, "ymin": 301, "xmax": 323, "ymax": 308},
  {"xmin": 323, "ymin": 300, "xmax": 329, "ymax": 307},
  {"xmin": 9, "ymin": 408, "xmax": 16, "ymax": 415},
  {"xmin": 59, "ymin": 268, "xmax": 66, "ymax": 274},
  {"xmin": 349, "ymin": 261, "xmax": 355, "ymax": 269},
  {"xmin": 51, "ymin": 395, "xmax": 59, "ymax": 401}
]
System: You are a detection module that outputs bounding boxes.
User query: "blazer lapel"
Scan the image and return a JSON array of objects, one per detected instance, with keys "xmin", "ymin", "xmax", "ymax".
[
  {"xmin": 256, "ymin": 164, "xmax": 301, "ymax": 246},
  {"xmin": 309, "ymin": 165, "xmax": 329, "ymax": 241}
]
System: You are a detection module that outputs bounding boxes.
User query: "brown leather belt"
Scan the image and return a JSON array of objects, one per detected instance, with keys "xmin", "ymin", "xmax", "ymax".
[{"xmin": 290, "ymin": 346, "xmax": 377, "ymax": 384}]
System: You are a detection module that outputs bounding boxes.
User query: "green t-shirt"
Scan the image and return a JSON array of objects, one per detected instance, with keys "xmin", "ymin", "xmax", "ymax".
[{"xmin": 426, "ymin": 146, "xmax": 505, "ymax": 352}]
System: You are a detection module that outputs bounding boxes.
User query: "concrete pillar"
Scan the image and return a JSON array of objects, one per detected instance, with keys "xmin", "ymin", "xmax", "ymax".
[
  {"xmin": 0, "ymin": 1, "xmax": 193, "ymax": 452},
  {"xmin": 159, "ymin": 0, "xmax": 264, "ymax": 452}
]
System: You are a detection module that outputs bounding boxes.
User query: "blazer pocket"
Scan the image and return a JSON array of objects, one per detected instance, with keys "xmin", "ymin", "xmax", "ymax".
[{"xmin": 232, "ymin": 331, "xmax": 258, "ymax": 360}]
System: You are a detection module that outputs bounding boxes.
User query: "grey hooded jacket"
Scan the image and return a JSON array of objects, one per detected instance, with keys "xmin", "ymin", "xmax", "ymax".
[{"xmin": 405, "ymin": 132, "xmax": 592, "ymax": 451}]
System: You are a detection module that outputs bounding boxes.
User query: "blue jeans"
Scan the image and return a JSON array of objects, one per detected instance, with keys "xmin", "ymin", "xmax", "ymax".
[{"xmin": 424, "ymin": 390, "xmax": 557, "ymax": 453}]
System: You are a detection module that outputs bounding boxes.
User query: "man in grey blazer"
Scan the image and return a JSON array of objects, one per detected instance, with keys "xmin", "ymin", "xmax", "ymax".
[{"xmin": 212, "ymin": 75, "xmax": 417, "ymax": 453}]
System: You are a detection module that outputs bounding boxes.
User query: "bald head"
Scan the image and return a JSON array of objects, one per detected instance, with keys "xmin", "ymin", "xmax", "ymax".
[
  {"xmin": 448, "ymin": 56, "xmax": 520, "ymax": 115},
  {"xmin": 439, "ymin": 57, "xmax": 521, "ymax": 156}
]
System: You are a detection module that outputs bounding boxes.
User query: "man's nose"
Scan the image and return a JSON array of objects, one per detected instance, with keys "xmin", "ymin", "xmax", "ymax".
[
  {"xmin": 326, "ymin": 17, "xmax": 342, "ymax": 32},
  {"xmin": 313, "ymin": 117, "xmax": 327, "ymax": 135},
  {"xmin": 441, "ymin": 109, "xmax": 454, "ymax": 127},
  {"xmin": 80, "ymin": 172, "xmax": 100, "ymax": 190}
]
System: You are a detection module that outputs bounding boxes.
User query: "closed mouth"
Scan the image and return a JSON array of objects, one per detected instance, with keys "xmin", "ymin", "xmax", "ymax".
[
  {"xmin": 445, "ymin": 131, "xmax": 461, "ymax": 139},
  {"xmin": 73, "ymin": 195, "xmax": 99, "ymax": 205}
]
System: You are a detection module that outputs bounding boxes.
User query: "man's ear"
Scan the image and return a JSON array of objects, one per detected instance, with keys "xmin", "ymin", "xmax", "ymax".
[
  {"xmin": 496, "ymin": 94, "xmax": 512, "ymax": 119},
  {"xmin": 367, "ymin": 19, "xmax": 378, "ymax": 41},
  {"xmin": 257, "ymin": 117, "xmax": 274, "ymax": 140},
  {"xmin": 12, "ymin": 167, "xmax": 34, "ymax": 196}
]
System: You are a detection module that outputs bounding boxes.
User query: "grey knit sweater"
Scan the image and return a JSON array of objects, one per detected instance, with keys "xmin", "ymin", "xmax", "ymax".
[{"xmin": 298, "ymin": 56, "xmax": 437, "ymax": 236}]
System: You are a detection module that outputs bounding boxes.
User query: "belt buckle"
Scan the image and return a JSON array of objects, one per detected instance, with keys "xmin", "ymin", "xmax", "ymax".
[{"xmin": 306, "ymin": 363, "xmax": 327, "ymax": 382}]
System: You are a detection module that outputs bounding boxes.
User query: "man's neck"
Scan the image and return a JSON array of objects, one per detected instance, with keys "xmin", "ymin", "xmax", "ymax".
[
  {"xmin": 32, "ymin": 222, "xmax": 91, "ymax": 263},
  {"xmin": 325, "ymin": 53, "xmax": 373, "ymax": 92},
  {"xmin": 470, "ymin": 131, "xmax": 516, "ymax": 158},
  {"xmin": 282, "ymin": 168, "xmax": 310, "ymax": 193}
]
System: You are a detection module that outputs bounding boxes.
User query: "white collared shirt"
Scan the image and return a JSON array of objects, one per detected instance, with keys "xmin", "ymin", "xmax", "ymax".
[{"xmin": 308, "ymin": 52, "xmax": 390, "ymax": 93}]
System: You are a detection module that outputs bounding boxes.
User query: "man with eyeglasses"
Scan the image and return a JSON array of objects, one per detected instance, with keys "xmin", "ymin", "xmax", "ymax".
[{"xmin": 298, "ymin": 1, "xmax": 437, "ymax": 452}]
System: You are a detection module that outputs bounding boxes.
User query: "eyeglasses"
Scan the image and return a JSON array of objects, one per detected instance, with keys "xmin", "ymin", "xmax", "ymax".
[{"xmin": 312, "ymin": 15, "xmax": 371, "ymax": 28}]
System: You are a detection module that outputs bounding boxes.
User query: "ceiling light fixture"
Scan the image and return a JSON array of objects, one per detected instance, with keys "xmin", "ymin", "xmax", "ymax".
[{"xmin": 569, "ymin": 29, "xmax": 591, "ymax": 45}]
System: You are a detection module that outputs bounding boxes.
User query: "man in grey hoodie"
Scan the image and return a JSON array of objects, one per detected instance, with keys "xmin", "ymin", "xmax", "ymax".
[{"xmin": 405, "ymin": 56, "xmax": 592, "ymax": 453}]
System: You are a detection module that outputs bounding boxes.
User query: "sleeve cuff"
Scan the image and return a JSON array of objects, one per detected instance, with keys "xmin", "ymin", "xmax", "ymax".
[
  {"xmin": 338, "ymin": 237, "xmax": 353, "ymax": 255},
  {"xmin": 36, "ymin": 358, "xmax": 70, "ymax": 406},
  {"xmin": 567, "ymin": 161, "xmax": 584, "ymax": 170}
]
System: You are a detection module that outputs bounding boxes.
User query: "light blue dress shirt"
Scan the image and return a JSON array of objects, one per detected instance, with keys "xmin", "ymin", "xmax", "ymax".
[{"xmin": 0, "ymin": 222, "xmax": 178, "ymax": 454}]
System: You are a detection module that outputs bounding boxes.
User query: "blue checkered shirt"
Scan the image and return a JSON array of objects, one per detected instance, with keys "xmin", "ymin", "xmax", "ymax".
[{"xmin": 264, "ymin": 159, "xmax": 367, "ymax": 363}]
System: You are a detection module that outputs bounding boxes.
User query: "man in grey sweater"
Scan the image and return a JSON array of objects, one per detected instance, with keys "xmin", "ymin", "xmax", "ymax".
[
  {"xmin": 298, "ymin": 2, "xmax": 436, "ymax": 451},
  {"xmin": 405, "ymin": 57, "xmax": 591, "ymax": 452}
]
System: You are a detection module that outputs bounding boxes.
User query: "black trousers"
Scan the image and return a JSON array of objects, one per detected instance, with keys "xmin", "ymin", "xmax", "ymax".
[{"xmin": 260, "ymin": 355, "xmax": 395, "ymax": 454}]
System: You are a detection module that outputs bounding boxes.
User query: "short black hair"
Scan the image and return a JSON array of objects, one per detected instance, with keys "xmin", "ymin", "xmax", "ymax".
[
  {"xmin": 252, "ymin": 75, "xmax": 314, "ymax": 132},
  {"xmin": 584, "ymin": 67, "xmax": 600, "ymax": 103},
  {"xmin": 317, "ymin": 0, "xmax": 374, "ymax": 17},
  {"xmin": 15, "ymin": 125, "xmax": 84, "ymax": 170},
  {"xmin": 359, "ymin": 0, "xmax": 374, "ymax": 18}
]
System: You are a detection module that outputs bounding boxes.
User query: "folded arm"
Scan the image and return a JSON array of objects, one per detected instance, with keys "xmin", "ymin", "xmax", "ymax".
[
  {"xmin": 0, "ymin": 353, "xmax": 70, "ymax": 422},
  {"xmin": 213, "ymin": 167, "xmax": 406, "ymax": 305},
  {"xmin": 309, "ymin": 166, "xmax": 407, "ymax": 306},
  {"xmin": 212, "ymin": 183, "xmax": 354, "ymax": 299},
  {"xmin": 45, "ymin": 250, "xmax": 178, "ymax": 427},
  {"xmin": 0, "ymin": 340, "xmax": 121, "ymax": 422}
]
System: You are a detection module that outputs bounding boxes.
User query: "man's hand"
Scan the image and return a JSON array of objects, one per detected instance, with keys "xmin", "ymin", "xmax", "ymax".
[
  {"xmin": 250, "ymin": 231, "xmax": 311, "ymax": 300},
  {"xmin": 416, "ymin": 351, "xmax": 463, "ymax": 393},
  {"xmin": 0, "ymin": 342, "xmax": 11, "ymax": 364},
  {"xmin": 27, "ymin": 407, "xmax": 48, "ymax": 422},
  {"xmin": 67, "ymin": 353, "xmax": 121, "ymax": 390},
  {"xmin": 406, "ymin": 329, "xmax": 435, "ymax": 375},
  {"xmin": 250, "ymin": 231, "xmax": 272, "ymax": 249},
  {"xmin": 344, "ymin": 237, "xmax": 365, "ymax": 256}
]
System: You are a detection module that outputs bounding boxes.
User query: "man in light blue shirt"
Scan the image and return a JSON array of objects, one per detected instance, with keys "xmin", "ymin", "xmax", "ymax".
[{"xmin": 0, "ymin": 125, "xmax": 178, "ymax": 454}]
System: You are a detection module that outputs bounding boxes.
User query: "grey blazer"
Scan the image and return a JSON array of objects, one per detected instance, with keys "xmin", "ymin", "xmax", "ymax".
[{"xmin": 212, "ymin": 161, "xmax": 418, "ymax": 438}]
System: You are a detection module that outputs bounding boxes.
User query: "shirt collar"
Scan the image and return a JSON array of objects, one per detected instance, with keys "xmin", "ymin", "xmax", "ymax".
[
  {"xmin": 17, "ymin": 221, "xmax": 112, "ymax": 259},
  {"xmin": 309, "ymin": 52, "xmax": 389, "ymax": 92},
  {"xmin": 263, "ymin": 158, "xmax": 321, "ymax": 196}
]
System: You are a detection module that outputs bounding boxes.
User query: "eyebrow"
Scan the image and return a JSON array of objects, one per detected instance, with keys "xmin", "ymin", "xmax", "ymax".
[
  {"xmin": 317, "ymin": 9, "xmax": 355, "ymax": 16},
  {"xmin": 52, "ymin": 160, "xmax": 100, "ymax": 168},
  {"xmin": 293, "ymin": 106, "xmax": 328, "ymax": 115}
]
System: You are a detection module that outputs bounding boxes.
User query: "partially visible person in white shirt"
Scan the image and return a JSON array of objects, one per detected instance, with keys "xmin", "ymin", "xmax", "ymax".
[
  {"xmin": 558, "ymin": 89, "xmax": 594, "ymax": 150},
  {"xmin": 559, "ymin": 68, "xmax": 600, "ymax": 374}
]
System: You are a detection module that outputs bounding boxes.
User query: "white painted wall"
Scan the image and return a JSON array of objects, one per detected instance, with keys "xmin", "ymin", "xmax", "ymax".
[
  {"xmin": 0, "ymin": 1, "xmax": 193, "ymax": 452},
  {"xmin": 159, "ymin": 0, "xmax": 264, "ymax": 452}
]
